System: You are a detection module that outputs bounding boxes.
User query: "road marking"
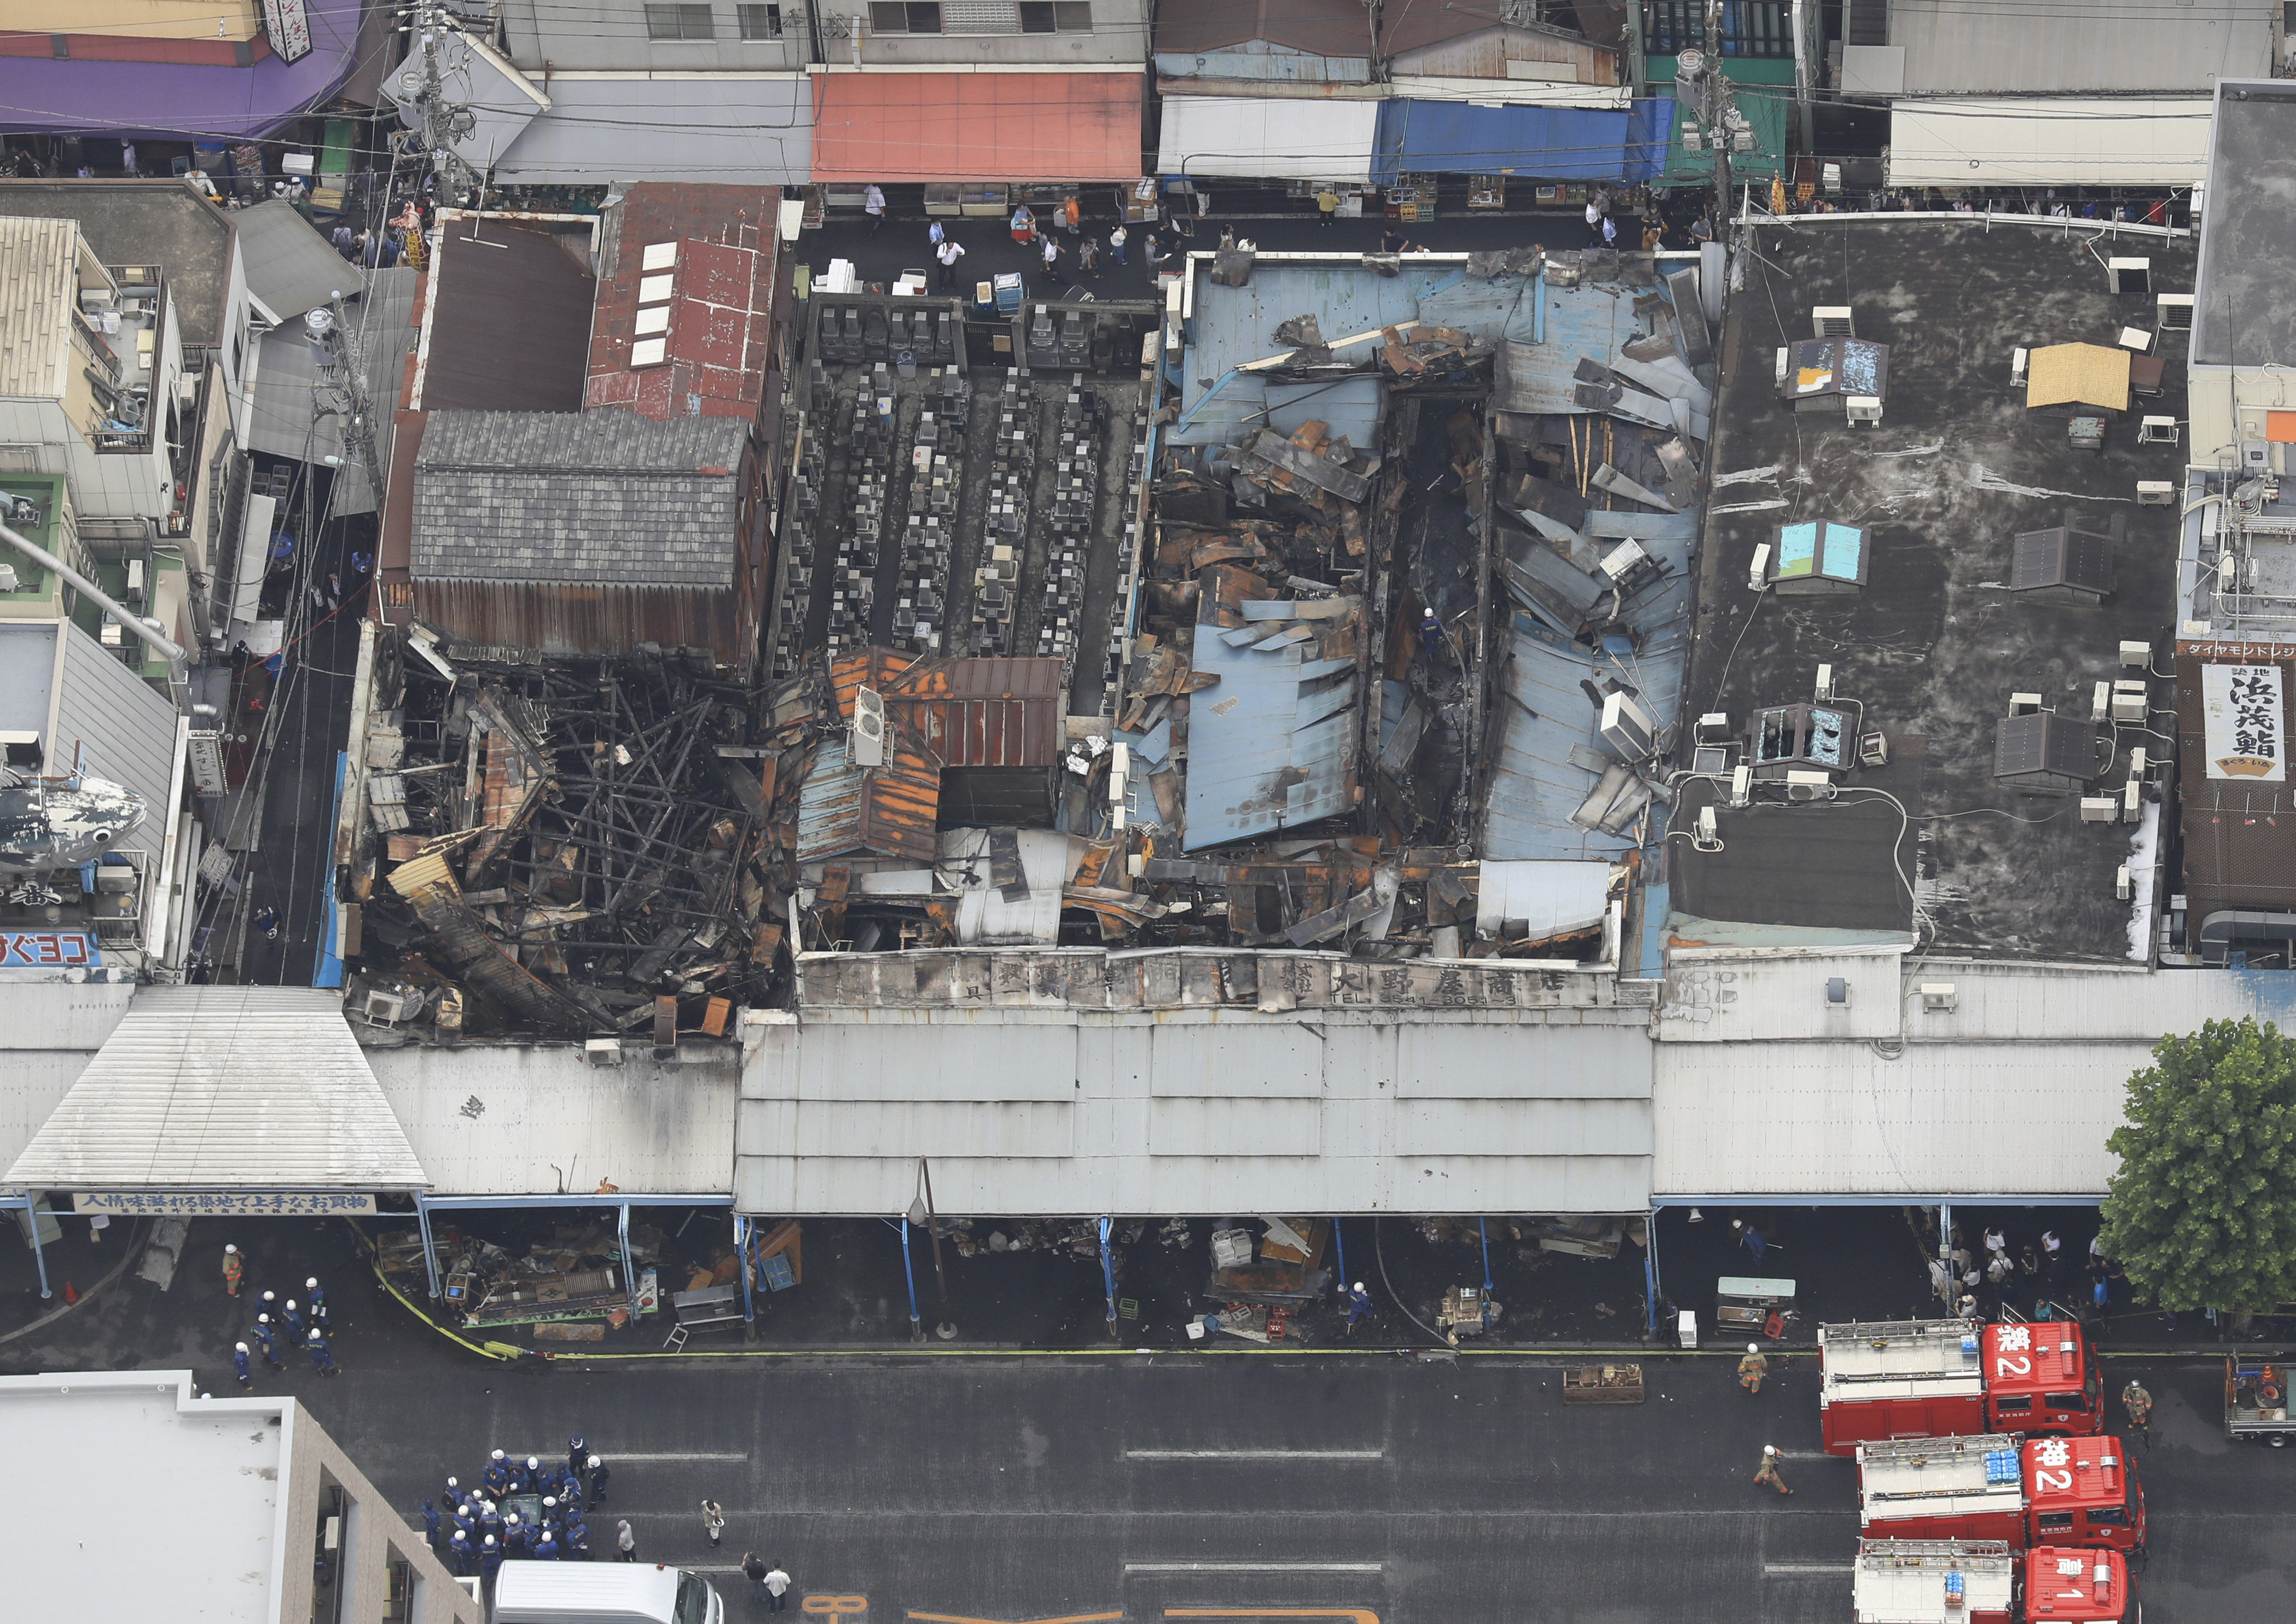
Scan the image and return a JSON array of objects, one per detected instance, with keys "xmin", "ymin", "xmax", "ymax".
[
  {"xmin": 506, "ymin": 1450, "xmax": 749, "ymax": 1462},
  {"xmin": 1124, "ymin": 1564, "xmax": 1383, "ymax": 1574},
  {"xmin": 1125, "ymin": 1449, "xmax": 1383, "ymax": 1461},
  {"xmin": 906, "ymin": 1613, "xmax": 1124, "ymax": 1623},
  {"xmin": 1165, "ymin": 1612, "xmax": 1379, "ymax": 1623},
  {"xmin": 1763, "ymin": 1562, "xmax": 1854, "ymax": 1575}
]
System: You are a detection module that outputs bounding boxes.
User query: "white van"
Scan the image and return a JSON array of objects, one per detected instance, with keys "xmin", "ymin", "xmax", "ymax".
[{"xmin": 491, "ymin": 1562, "xmax": 723, "ymax": 1624}]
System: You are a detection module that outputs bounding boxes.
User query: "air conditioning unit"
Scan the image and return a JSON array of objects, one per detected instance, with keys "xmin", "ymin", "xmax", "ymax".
[
  {"xmin": 2136, "ymin": 480, "xmax": 2176, "ymax": 505},
  {"xmin": 1773, "ymin": 347, "xmax": 1790, "ymax": 389},
  {"xmin": 852, "ymin": 685, "xmax": 887, "ymax": 766},
  {"xmin": 1598, "ymin": 538, "xmax": 1650, "ymax": 583},
  {"xmin": 1748, "ymin": 542, "xmax": 1772, "ymax": 590},
  {"xmin": 1859, "ymin": 729, "xmax": 1890, "ymax": 767},
  {"xmin": 1844, "ymin": 395, "xmax": 1882, "ymax": 425},
  {"xmin": 1599, "ymin": 690, "xmax": 1659, "ymax": 758},
  {"xmin": 2080, "ymin": 796, "xmax": 2118, "ymax": 823},
  {"xmin": 1812, "ymin": 306, "xmax": 1854, "ymax": 338},
  {"xmin": 2119, "ymin": 640, "xmax": 2152, "ymax": 669},
  {"xmin": 2106, "ymin": 257, "xmax": 2150, "ymax": 295},
  {"xmin": 1814, "ymin": 664, "xmax": 1835, "ymax": 703},
  {"xmin": 2128, "ymin": 747, "xmax": 2147, "ymax": 777},
  {"xmin": 1695, "ymin": 804, "xmax": 1719, "ymax": 844},
  {"xmin": 1785, "ymin": 769, "xmax": 1831, "ymax": 801},
  {"xmin": 2156, "ymin": 293, "xmax": 2195, "ymax": 331},
  {"xmin": 1729, "ymin": 762, "xmax": 1752, "ymax": 807},
  {"xmin": 1919, "ymin": 982, "xmax": 1957, "ymax": 1012},
  {"xmin": 2123, "ymin": 778, "xmax": 2143, "ymax": 822},
  {"xmin": 2008, "ymin": 692, "xmax": 2044, "ymax": 716},
  {"xmin": 585, "ymin": 1038, "xmax": 625, "ymax": 1067},
  {"xmin": 2111, "ymin": 680, "xmax": 2148, "ymax": 723},
  {"xmin": 2116, "ymin": 863, "xmax": 2135, "ymax": 901},
  {"xmin": 361, "ymin": 989, "xmax": 407, "ymax": 1026},
  {"xmin": 2091, "ymin": 680, "xmax": 2112, "ymax": 720},
  {"xmin": 2011, "ymin": 347, "xmax": 2029, "ymax": 387}
]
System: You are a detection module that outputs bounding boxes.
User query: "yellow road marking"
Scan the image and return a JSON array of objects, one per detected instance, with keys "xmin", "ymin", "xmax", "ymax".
[{"xmin": 905, "ymin": 1613, "xmax": 1125, "ymax": 1623}]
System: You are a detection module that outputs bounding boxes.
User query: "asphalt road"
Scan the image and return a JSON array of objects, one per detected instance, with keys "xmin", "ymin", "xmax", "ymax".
[{"xmin": 273, "ymin": 1353, "xmax": 2291, "ymax": 1624}]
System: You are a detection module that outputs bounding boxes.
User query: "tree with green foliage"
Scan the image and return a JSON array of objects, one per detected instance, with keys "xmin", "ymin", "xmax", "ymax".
[{"xmin": 2100, "ymin": 1017, "xmax": 2296, "ymax": 1313}]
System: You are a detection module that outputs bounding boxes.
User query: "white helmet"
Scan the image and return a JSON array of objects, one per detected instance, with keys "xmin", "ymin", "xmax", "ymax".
[
  {"xmin": 308, "ymin": 1328, "xmax": 322, "ymax": 1340},
  {"xmin": 225, "ymin": 1244, "xmax": 238, "ymax": 1254},
  {"xmin": 1352, "ymin": 1282, "xmax": 1365, "ymax": 1293},
  {"xmin": 484, "ymin": 1535, "xmax": 497, "ymax": 1548},
  {"xmin": 236, "ymin": 1341, "xmax": 248, "ymax": 1352},
  {"xmin": 1748, "ymin": 1343, "xmax": 1760, "ymax": 1353},
  {"xmin": 587, "ymin": 1455, "xmax": 601, "ymax": 1470},
  {"xmin": 306, "ymin": 1277, "xmax": 319, "ymax": 1289},
  {"xmin": 258, "ymin": 1314, "xmax": 270, "ymax": 1324},
  {"xmin": 285, "ymin": 1299, "xmax": 297, "ymax": 1311},
  {"xmin": 527, "ymin": 1456, "xmax": 540, "ymax": 1470},
  {"xmin": 492, "ymin": 1449, "xmax": 505, "ymax": 1462},
  {"xmin": 1764, "ymin": 1444, "xmax": 1778, "ymax": 1455}
]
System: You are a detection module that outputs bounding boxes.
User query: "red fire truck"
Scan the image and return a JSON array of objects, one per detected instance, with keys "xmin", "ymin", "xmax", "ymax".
[
  {"xmin": 1856, "ymin": 1433, "xmax": 2145, "ymax": 1555},
  {"xmin": 1852, "ymin": 1540, "xmax": 2137, "ymax": 1624},
  {"xmin": 1821, "ymin": 1319, "xmax": 2105, "ymax": 1455}
]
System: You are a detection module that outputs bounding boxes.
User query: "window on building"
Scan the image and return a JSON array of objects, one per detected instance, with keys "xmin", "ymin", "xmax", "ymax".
[
  {"xmin": 738, "ymin": 3, "xmax": 782, "ymax": 36},
  {"xmin": 1020, "ymin": 1, "xmax": 1093, "ymax": 30},
  {"xmin": 1643, "ymin": 0, "xmax": 1791, "ymax": 59},
  {"xmin": 646, "ymin": 3, "xmax": 716, "ymax": 39},
  {"xmin": 871, "ymin": 2, "xmax": 944, "ymax": 31}
]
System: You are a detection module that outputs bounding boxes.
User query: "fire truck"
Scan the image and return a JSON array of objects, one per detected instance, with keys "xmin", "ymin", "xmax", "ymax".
[
  {"xmin": 1852, "ymin": 1540, "xmax": 2136, "ymax": 1624},
  {"xmin": 1855, "ymin": 1433, "xmax": 2145, "ymax": 1555},
  {"xmin": 1821, "ymin": 1319, "xmax": 2105, "ymax": 1455}
]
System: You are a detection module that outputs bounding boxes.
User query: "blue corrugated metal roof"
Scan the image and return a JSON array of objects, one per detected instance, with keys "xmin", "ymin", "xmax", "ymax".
[
  {"xmin": 1184, "ymin": 598, "xmax": 1364, "ymax": 850},
  {"xmin": 1172, "ymin": 263, "xmax": 1544, "ymax": 447},
  {"xmin": 1372, "ymin": 98, "xmax": 1673, "ymax": 186},
  {"xmin": 1494, "ymin": 277, "xmax": 1648, "ymax": 417},
  {"xmin": 1482, "ymin": 511, "xmax": 1696, "ymax": 862}
]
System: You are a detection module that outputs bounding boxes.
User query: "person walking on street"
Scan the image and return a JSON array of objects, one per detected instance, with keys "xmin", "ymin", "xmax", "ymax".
[
  {"xmin": 305, "ymin": 1276, "xmax": 327, "ymax": 1329},
  {"xmin": 1078, "ymin": 236, "xmax": 1099, "ymax": 278},
  {"xmin": 1601, "ymin": 214, "xmax": 1619, "ymax": 248},
  {"xmin": 223, "ymin": 1243, "xmax": 244, "ymax": 1297},
  {"xmin": 1739, "ymin": 1343, "xmax": 1769, "ymax": 1394},
  {"xmin": 763, "ymin": 1561, "xmax": 792, "ymax": 1613},
  {"xmin": 481, "ymin": 1501, "xmax": 503, "ymax": 1545},
  {"xmin": 1108, "ymin": 224, "xmax": 1127, "ymax": 265},
  {"xmin": 2122, "ymin": 1379, "xmax": 2154, "ymax": 1447},
  {"xmin": 1063, "ymin": 195, "xmax": 1081, "ymax": 236},
  {"xmin": 448, "ymin": 1530, "xmax": 473, "ymax": 1576},
  {"xmin": 305, "ymin": 1327, "xmax": 338, "ymax": 1375},
  {"xmin": 700, "ymin": 1499, "xmax": 725, "ymax": 1549},
  {"xmin": 743, "ymin": 1554, "xmax": 770, "ymax": 1601},
  {"xmin": 1345, "ymin": 1281, "xmax": 1374, "ymax": 1334},
  {"xmin": 480, "ymin": 1535, "xmax": 502, "ymax": 1585},
  {"xmin": 1585, "ymin": 198, "xmax": 1604, "ymax": 246},
  {"xmin": 280, "ymin": 1297, "xmax": 305, "ymax": 1338},
  {"xmin": 504, "ymin": 1514, "xmax": 529, "ymax": 1558},
  {"xmin": 929, "ymin": 219, "xmax": 945, "ymax": 248},
  {"xmin": 1754, "ymin": 1445, "xmax": 1793, "ymax": 1495},
  {"xmin": 534, "ymin": 1528, "xmax": 561, "ymax": 1562},
  {"xmin": 420, "ymin": 1499, "xmax": 441, "ymax": 1551},
  {"xmin": 1314, "ymin": 186, "xmax": 1339, "ymax": 228},
  {"xmin": 252, "ymin": 1315, "xmax": 283, "ymax": 1369},
  {"xmin": 1010, "ymin": 203, "xmax": 1035, "ymax": 245},
  {"xmin": 486, "ymin": 1450, "xmax": 510, "ymax": 1496},
  {"xmin": 586, "ymin": 1455, "xmax": 609, "ymax": 1509},
  {"xmin": 566, "ymin": 1437, "xmax": 586, "ymax": 1485},
  {"xmin": 1040, "ymin": 233, "xmax": 1062, "ymax": 286},
  {"xmin": 1732, "ymin": 1219, "xmax": 1769, "ymax": 1262},
  {"xmin": 864, "ymin": 184, "xmax": 886, "ymax": 236},
  {"xmin": 935, "ymin": 237, "xmax": 965, "ymax": 291},
  {"xmin": 233, "ymin": 1342, "xmax": 255, "ymax": 1390},
  {"xmin": 615, "ymin": 1521, "xmax": 638, "ymax": 1563}
]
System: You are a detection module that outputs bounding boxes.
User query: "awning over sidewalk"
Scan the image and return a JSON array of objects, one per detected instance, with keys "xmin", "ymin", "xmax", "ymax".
[
  {"xmin": 1885, "ymin": 97, "xmax": 2212, "ymax": 188},
  {"xmin": 1371, "ymin": 98, "xmax": 1672, "ymax": 186},
  {"xmin": 367, "ymin": 1045, "xmax": 737, "ymax": 1198},
  {"xmin": 738, "ymin": 1008, "xmax": 1653, "ymax": 1215},
  {"xmin": 493, "ymin": 75, "xmax": 812, "ymax": 187},
  {"xmin": 810, "ymin": 70, "xmax": 1142, "ymax": 184},
  {"xmin": 1157, "ymin": 96, "xmax": 1381, "ymax": 184},
  {"xmin": 3, "ymin": 988, "xmax": 425, "ymax": 1193}
]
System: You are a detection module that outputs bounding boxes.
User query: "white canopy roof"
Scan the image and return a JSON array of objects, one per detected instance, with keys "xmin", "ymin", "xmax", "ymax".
[
  {"xmin": 3, "ymin": 987, "xmax": 424, "ymax": 1191},
  {"xmin": 1158, "ymin": 96, "xmax": 1380, "ymax": 183},
  {"xmin": 1885, "ymin": 98, "xmax": 2213, "ymax": 188}
]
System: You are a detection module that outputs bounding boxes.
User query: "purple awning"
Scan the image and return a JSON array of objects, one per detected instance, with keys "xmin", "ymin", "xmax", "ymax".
[{"xmin": 0, "ymin": 0, "xmax": 369, "ymax": 141}]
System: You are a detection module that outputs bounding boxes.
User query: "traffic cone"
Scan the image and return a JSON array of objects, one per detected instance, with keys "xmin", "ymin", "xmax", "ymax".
[{"xmin": 62, "ymin": 1281, "xmax": 78, "ymax": 1304}]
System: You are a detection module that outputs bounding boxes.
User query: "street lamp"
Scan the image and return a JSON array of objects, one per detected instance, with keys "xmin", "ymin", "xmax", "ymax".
[{"xmin": 906, "ymin": 1157, "xmax": 955, "ymax": 1340}]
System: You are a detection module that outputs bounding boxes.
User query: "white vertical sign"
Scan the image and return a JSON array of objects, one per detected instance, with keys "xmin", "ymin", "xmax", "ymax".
[
  {"xmin": 263, "ymin": 0, "xmax": 314, "ymax": 65},
  {"xmin": 2203, "ymin": 663, "xmax": 2286, "ymax": 782}
]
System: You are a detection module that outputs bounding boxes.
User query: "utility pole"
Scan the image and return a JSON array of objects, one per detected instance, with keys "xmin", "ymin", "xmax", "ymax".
[
  {"xmin": 1675, "ymin": 1, "xmax": 1749, "ymax": 246},
  {"xmin": 406, "ymin": 3, "xmax": 481, "ymax": 208}
]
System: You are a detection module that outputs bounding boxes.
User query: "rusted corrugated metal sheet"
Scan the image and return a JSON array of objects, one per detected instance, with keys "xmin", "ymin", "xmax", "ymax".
[
  {"xmin": 796, "ymin": 715, "xmax": 942, "ymax": 866},
  {"xmin": 828, "ymin": 648, "xmax": 919, "ymax": 719},
  {"xmin": 412, "ymin": 580, "xmax": 742, "ymax": 665},
  {"xmin": 890, "ymin": 656, "xmax": 1064, "ymax": 768},
  {"xmin": 1388, "ymin": 26, "xmax": 1620, "ymax": 85}
]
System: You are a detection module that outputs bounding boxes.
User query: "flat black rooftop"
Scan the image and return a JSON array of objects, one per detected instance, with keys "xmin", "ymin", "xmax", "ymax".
[
  {"xmin": 2196, "ymin": 81, "xmax": 2296, "ymax": 368},
  {"xmin": 1672, "ymin": 219, "xmax": 2195, "ymax": 964}
]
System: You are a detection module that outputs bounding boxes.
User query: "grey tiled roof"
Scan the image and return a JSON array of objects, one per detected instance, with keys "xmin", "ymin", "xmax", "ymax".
[{"xmin": 411, "ymin": 409, "xmax": 746, "ymax": 586}]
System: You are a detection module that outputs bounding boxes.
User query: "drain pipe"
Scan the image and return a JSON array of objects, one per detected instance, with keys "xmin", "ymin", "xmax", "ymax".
[{"xmin": 1, "ymin": 519, "xmax": 190, "ymax": 702}]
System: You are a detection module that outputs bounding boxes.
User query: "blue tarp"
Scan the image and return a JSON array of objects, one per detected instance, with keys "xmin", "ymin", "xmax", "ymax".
[{"xmin": 1372, "ymin": 98, "xmax": 1673, "ymax": 186}]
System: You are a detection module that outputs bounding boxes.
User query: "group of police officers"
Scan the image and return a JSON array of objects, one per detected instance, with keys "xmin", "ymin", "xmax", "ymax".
[{"xmin": 423, "ymin": 1436, "xmax": 614, "ymax": 1581}]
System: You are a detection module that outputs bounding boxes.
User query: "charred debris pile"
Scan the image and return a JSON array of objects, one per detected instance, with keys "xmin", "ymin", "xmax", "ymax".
[{"xmin": 348, "ymin": 641, "xmax": 817, "ymax": 1043}]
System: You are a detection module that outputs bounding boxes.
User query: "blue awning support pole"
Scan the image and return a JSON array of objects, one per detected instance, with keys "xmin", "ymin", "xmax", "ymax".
[
  {"xmin": 1478, "ymin": 1217, "xmax": 1496, "ymax": 1328},
  {"xmin": 618, "ymin": 1203, "xmax": 638, "ymax": 1322},
  {"xmin": 416, "ymin": 1193, "xmax": 442, "ymax": 1300},
  {"xmin": 900, "ymin": 1215, "xmax": 922, "ymax": 1342},
  {"xmin": 10, "ymin": 1196, "xmax": 53, "ymax": 1300},
  {"xmin": 1939, "ymin": 1203, "xmax": 1955, "ymax": 1311},
  {"xmin": 1329, "ymin": 1217, "xmax": 1347, "ymax": 1291},
  {"xmin": 1644, "ymin": 1209, "xmax": 1663, "ymax": 1337},
  {"xmin": 1099, "ymin": 1217, "xmax": 1119, "ymax": 1338},
  {"xmin": 733, "ymin": 1215, "xmax": 756, "ymax": 1328}
]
